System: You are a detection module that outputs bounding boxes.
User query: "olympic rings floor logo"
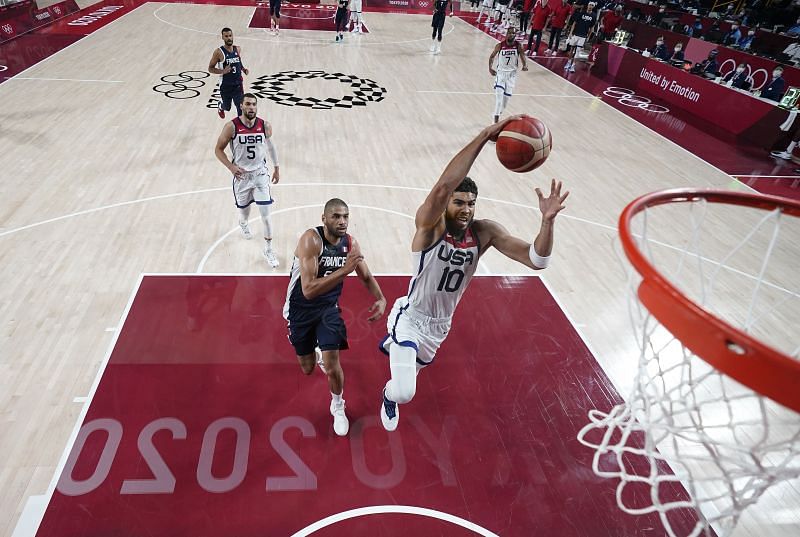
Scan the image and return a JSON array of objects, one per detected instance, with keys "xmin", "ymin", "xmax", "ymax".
[
  {"xmin": 601, "ymin": 87, "xmax": 670, "ymax": 114},
  {"xmin": 153, "ymin": 71, "xmax": 211, "ymax": 99},
  {"xmin": 250, "ymin": 70, "xmax": 387, "ymax": 110}
]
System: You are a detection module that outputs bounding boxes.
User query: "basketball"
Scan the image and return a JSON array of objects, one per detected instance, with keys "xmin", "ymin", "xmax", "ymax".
[{"xmin": 495, "ymin": 117, "xmax": 552, "ymax": 173}]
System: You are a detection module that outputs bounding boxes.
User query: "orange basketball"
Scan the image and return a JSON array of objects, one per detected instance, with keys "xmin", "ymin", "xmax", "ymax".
[{"xmin": 495, "ymin": 117, "xmax": 552, "ymax": 173}]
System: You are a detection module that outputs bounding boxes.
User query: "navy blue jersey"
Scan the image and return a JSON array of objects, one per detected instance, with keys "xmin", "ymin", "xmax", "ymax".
[
  {"xmin": 283, "ymin": 227, "xmax": 352, "ymax": 319},
  {"xmin": 219, "ymin": 45, "xmax": 243, "ymax": 87},
  {"xmin": 572, "ymin": 11, "xmax": 597, "ymax": 37}
]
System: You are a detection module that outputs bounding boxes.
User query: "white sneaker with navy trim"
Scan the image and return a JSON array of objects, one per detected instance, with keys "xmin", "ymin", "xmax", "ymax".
[
  {"xmin": 331, "ymin": 399, "xmax": 349, "ymax": 436},
  {"xmin": 263, "ymin": 247, "xmax": 279, "ymax": 268},
  {"xmin": 380, "ymin": 389, "xmax": 399, "ymax": 431}
]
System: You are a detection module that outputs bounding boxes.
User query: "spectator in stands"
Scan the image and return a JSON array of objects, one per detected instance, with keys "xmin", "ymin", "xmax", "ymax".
[
  {"xmin": 669, "ymin": 42, "xmax": 685, "ymax": 65},
  {"xmin": 722, "ymin": 24, "xmax": 742, "ymax": 46},
  {"xmin": 690, "ymin": 49, "xmax": 719, "ymax": 77},
  {"xmin": 705, "ymin": 20, "xmax": 724, "ymax": 43},
  {"xmin": 784, "ymin": 16, "xmax": 800, "ymax": 37},
  {"xmin": 722, "ymin": 63, "xmax": 752, "ymax": 90},
  {"xmin": 650, "ymin": 6, "xmax": 666, "ymax": 28},
  {"xmin": 546, "ymin": 0, "xmax": 572, "ymax": 55},
  {"xmin": 520, "ymin": 0, "xmax": 534, "ymax": 35},
  {"xmin": 685, "ymin": 17, "xmax": 702, "ymax": 38},
  {"xmin": 760, "ymin": 66, "xmax": 786, "ymax": 102},
  {"xmin": 649, "ymin": 36, "xmax": 670, "ymax": 61},
  {"xmin": 527, "ymin": 0, "xmax": 553, "ymax": 56},
  {"xmin": 600, "ymin": 5, "xmax": 623, "ymax": 41},
  {"xmin": 736, "ymin": 28, "xmax": 756, "ymax": 50}
]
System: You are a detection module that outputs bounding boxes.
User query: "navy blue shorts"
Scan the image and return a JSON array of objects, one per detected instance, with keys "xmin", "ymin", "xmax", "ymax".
[
  {"xmin": 219, "ymin": 84, "xmax": 243, "ymax": 114},
  {"xmin": 287, "ymin": 304, "xmax": 349, "ymax": 356}
]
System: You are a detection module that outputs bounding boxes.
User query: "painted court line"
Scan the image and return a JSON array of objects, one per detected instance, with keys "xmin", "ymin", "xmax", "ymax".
[
  {"xmin": 12, "ymin": 274, "xmax": 146, "ymax": 537},
  {"xmin": 734, "ymin": 174, "xmax": 799, "ymax": 179},
  {"xmin": 417, "ymin": 90, "xmax": 594, "ymax": 98},
  {"xmin": 3, "ymin": 77, "xmax": 124, "ymax": 83},
  {"xmin": 289, "ymin": 505, "xmax": 500, "ymax": 537}
]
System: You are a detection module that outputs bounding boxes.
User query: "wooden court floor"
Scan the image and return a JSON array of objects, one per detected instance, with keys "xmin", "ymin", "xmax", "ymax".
[{"xmin": 0, "ymin": 3, "xmax": 798, "ymax": 536}]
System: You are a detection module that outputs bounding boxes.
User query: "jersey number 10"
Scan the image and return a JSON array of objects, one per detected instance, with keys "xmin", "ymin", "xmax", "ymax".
[{"xmin": 437, "ymin": 267, "xmax": 464, "ymax": 293}]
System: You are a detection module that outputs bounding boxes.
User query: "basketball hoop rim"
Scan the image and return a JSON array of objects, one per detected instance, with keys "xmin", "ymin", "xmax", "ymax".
[{"xmin": 619, "ymin": 188, "xmax": 800, "ymax": 413}]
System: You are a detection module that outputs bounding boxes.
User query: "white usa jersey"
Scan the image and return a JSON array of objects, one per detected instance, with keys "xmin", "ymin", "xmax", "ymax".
[
  {"xmin": 496, "ymin": 41, "xmax": 519, "ymax": 72},
  {"xmin": 230, "ymin": 116, "xmax": 269, "ymax": 173},
  {"xmin": 406, "ymin": 226, "xmax": 481, "ymax": 319}
]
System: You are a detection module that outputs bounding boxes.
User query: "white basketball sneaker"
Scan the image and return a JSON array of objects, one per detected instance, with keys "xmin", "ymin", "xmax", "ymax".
[
  {"xmin": 239, "ymin": 221, "xmax": 252, "ymax": 239},
  {"xmin": 771, "ymin": 150, "xmax": 792, "ymax": 160},
  {"xmin": 380, "ymin": 389, "xmax": 399, "ymax": 431},
  {"xmin": 330, "ymin": 399, "xmax": 349, "ymax": 436},
  {"xmin": 263, "ymin": 247, "xmax": 279, "ymax": 268}
]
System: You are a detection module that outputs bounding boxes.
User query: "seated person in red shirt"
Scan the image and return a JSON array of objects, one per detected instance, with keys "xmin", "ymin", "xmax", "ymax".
[
  {"xmin": 722, "ymin": 63, "xmax": 752, "ymax": 90},
  {"xmin": 600, "ymin": 6, "xmax": 623, "ymax": 41},
  {"xmin": 527, "ymin": 0, "xmax": 553, "ymax": 56}
]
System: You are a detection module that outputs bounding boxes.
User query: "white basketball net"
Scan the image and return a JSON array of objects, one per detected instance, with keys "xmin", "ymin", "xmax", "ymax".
[{"xmin": 577, "ymin": 196, "xmax": 800, "ymax": 537}]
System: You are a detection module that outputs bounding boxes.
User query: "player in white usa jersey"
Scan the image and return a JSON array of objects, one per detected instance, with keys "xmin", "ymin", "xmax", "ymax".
[
  {"xmin": 490, "ymin": 26, "xmax": 528, "ymax": 124},
  {"xmin": 378, "ymin": 116, "xmax": 569, "ymax": 432},
  {"xmin": 214, "ymin": 93, "xmax": 282, "ymax": 267}
]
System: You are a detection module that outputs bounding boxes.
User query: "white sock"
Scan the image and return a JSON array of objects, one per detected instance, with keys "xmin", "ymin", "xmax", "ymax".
[
  {"xmin": 258, "ymin": 203, "xmax": 273, "ymax": 239},
  {"xmin": 264, "ymin": 238, "xmax": 273, "ymax": 251},
  {"xmin": 494, "ymin": 89, "xmax": 504, "ymax": 116},
  {"xmin": 502, "ymin": 94, "xmax": 510, "ymax": 112},
  {"xmin": 238, "ymin": 206, "xmax": 251, "ymax": 225},
  {"xmin": 331, "ymin": 391, "xmax": 343, "ymax": 404},
  {"xmin": 787, "ymin": 141, "xmax": 798, "ymax": 153}
]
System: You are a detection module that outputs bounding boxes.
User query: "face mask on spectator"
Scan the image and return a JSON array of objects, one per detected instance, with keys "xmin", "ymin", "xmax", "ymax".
[
  {"xmin": 774, "ymin": 70, "xmax": 783, "ymax": 78},
  {"xmin": 748, "ymin": 30, "xmax": 755, "ymax": 36},
  {"xmin": 736, "ymin": 67, "xmax": 745, "ymax": 74},
  {"xmin": 657, "ymin": 40, "xmax": 664, "ymax": 46}
]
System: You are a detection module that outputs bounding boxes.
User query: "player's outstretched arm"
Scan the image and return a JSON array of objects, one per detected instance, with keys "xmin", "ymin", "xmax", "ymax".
[
  {"xmin": 352, "ymin": 238, "xmax": 387, "ymax": 322},
  {"xmin": 297, "ymin": 231, "xmax": 363, "ymax": 300},
  {"xmin": 415, "ymin": 117, "xmax": 522, "ymax": 235},
  {"xmin": 484, "ymin": 179, "xmax": 568, "ymax": 270}
]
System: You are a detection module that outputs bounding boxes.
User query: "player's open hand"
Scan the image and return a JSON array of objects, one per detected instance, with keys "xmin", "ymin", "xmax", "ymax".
[
  {"xmin": 489, "ymin": 67, "xmax": 497, "ymax": 76},
  {"xmin": 243, "ymin": 67, "xmax": 250, "ymax": 76},
  {"xmin": 230, "ymin": 165, "xmax": 246, "ymax": 179},
  {"xmin": 343, "ymin": 245, "xmax": 364, "ymax": 274},
  {"xmin": 222, "ymin": 65, "xmax": 232, "ymax": 75},
  {"xmin": 536, "ymin": 179, "xmax": 569, "ymax": 221},
  {"xmin": 484, "ymin": 114, "xmax": 530, "ymax": 141},
  {"xmin": 366, "ymin": 297, "xmax": 387, "ymax": 322},
  {"xmin": 272, "ymin": 167, "xmax": 280, "ymax": 184}
]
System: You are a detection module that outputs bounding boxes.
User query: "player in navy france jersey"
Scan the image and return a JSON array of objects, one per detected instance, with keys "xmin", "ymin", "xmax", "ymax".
[
  {"xmin": 284, "ymin": 199, "xmax": 387, "ymax": 436},
  {"xmin": 429, "ymin": 0, "xmax": 453, "ymax": 55},
  {"xmin": 208, "ymin": 27, "xmax": 249, "ymax": 120},
  {"xmin": 377, "ymin": 117, "xmax": 569, "ymax": 432}
]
